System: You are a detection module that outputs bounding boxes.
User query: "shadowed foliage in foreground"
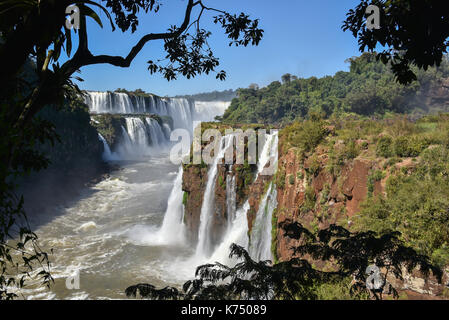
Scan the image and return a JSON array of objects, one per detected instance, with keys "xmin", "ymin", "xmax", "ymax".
[{"xmin": 126, "ymin": 223, "xmax": 442, "ymax": 300}]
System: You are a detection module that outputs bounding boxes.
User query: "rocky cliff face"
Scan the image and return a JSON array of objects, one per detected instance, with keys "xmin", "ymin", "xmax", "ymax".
[
  {"xmin": 182, "ymin": 161, "xmax": 257, "ymax": 246},
  {"xmin": 182, "ymin": 165, "xmax": 208, "ymax": 243},
  {"xmin": 274, "ymin": 149, "xmax": 384, "ymax": 261},
  {"xmin": 271, "ymin": 138, "xmax": 448, "ymax": 298}
]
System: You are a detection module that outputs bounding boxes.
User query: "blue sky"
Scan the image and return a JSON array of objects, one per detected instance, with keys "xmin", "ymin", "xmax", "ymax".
[{"xmin": 71, "ymin": 0, "xmax": 362, "ymax": 96}]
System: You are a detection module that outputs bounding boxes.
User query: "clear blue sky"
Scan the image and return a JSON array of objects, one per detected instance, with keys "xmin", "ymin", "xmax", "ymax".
[{"xmin": 71, "ymin": 0, "xmax": 362, "ymax": 96}]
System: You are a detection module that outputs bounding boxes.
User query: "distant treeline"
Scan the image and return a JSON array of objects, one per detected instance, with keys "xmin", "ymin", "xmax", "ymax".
[
  {"xmin": 113, "ymin": 88, "xmax": 236, "ymax": 102},
  {"xmin": 174, "ymin": 89, "xmax": 236, "ymax": 101},
  {"xmin": 222, "ymin": 53, "xmax": 449, "ymax": 125}
]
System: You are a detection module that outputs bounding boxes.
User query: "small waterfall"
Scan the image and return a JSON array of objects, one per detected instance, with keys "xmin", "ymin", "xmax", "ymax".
[
  {"xmin": 126, "ymin": 118, "xmax": 150, "ymax": 147},
  {"xmin": 226, "ymin": 167, "xmax": 236, "ymax": 228},
  {"xmin": 195, "ymin": 135, "xmax": 234, "ymax": 257},
  {"xmin": 165, "ymin": 98, "xmax": 194, "ymax": 132},
  {"xmin": 258, "ymin": 131, "xmax": 279, "ymax": 175},
  {"xmin": 249, "ymin": 184, "xmax": 278, "ymax": 262},
  {"xmin": 98, "ymin": 133, "xmax": 114, "ymax": 161},
  {"xmin": 157, "ymin": 167, "xmax": 186, "ymax": 244},
  {"xmin": 208, "ymin": 201, "xmax": 251, "ymax": 265},
  {"xmin": 104, "ymin": 117, "xmax": 169, "ymax": 159}
]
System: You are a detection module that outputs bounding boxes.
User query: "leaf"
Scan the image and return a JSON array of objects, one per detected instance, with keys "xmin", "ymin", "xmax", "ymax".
[
  {"xmin": 79, "ymin": 4, "xmax": 103, "ymax": 29},
  {"xmin": 79, "ymin": 0, "xmax": 116, "ymax": 31},
  {"xmin": 65, "ymin": 26, "xmax": 72, "ymax": 57}
]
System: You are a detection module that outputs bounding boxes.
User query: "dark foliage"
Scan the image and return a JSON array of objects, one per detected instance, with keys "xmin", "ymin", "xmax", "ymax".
[
  {"xmin": 343, "ymin": 0, "xmax": 449, "ymax": 84},
  {"xmin": 126, "ymin": 223, "xmax": 441, "ymax": 300},
  {"xmin": 281, "ymin": 221, "xmax": 442, "ymax": 300}
]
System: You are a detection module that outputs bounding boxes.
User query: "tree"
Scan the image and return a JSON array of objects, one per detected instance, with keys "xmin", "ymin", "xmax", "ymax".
[
  {"xmin": 126, "ymin": 223, "xmax": 442, "ymax": 300},
  {"xmin": 281, "ymin": 73, "xmax": 292, "ymax": 84},
  {"xmin": 248, "ymin": 83, "xmax": 259, "ymax": 90},
  {"xmin": 0, "ymin": 0, "xmax": 263, "ymax": 299},
  {"xmin": 343, "ymin": 0, "xmax": 449, "ymax": 84}
]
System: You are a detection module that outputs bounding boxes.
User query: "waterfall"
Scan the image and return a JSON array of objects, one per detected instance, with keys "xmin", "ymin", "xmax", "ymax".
[
  {"xmin": 195, "ymin": 131, "xmax": 279, "ymax": 264},
  {"xmin": 249, "ymin": 184, "xmax": 278, "ymax": 262},
  {"xmin": 157, "ymin": 167, "xmax": 186, "ymax": 244},
  {"xmin": 145, "ymin": 118, "xmax": 166, "ymax": 148},
  {"xmin": 85, "ymin": 91, "xmax": 197, "ymax": 130},
  {"xmin": 248, "ymin": 131, "xmax": 279, "ymax": 262},
  {"xmin": 226, "ymin": 167, "xmax": 236, "ymax": 228},
  {"xmin": 208, "ymin": 201, "xmax": 251, "ymax": 265},
  {"xmin": 85, "ymin": 91, "xmax": 232, "ymax": 160},
  {"xmin": 98, "ymin": 133, "xmax": 114, "ymax": 161},
  {"xmin": 165, "ymin": 98, "xmax": 194, "ymax": 132},
  {"xmin": 114, "ymin": 118, "xmax": 151, "ymax": 158},
  {"xmin": 195, "ymin": 135, "xmax": 235, "ymax": 257},
  {"xmin": 258, "ymin": 131, "xmax": 279, "ymax": 175}
]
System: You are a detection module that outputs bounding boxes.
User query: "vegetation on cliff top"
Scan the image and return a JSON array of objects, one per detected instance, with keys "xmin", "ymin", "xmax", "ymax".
[{"xmin": 222, "ymin": 53, "xmax": 449, "ymax": 125}]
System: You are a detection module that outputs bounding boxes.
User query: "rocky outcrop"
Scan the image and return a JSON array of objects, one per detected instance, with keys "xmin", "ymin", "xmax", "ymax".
[
  {"xmin": 274, "ymin": 149, "xmax": 383, "ymax": 262},
  {"xmin": 182, "ymin": 160, "xmax": 259, "ymax": 246},
  {"xmin": 182, "ymin": 165, "xmax": 208, "ymax": 243}
]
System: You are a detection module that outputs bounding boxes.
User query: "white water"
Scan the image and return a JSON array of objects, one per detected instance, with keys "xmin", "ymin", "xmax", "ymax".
[
  {"xmin": 86, "ymin": 91, "xmax": 229, "ymax": 160},
  {"xmin": 86, "ymin": 91, "xmax": 228, "ymax": 126},
  {"xmin": 195, "ymin": 135, "xmax": 235, "ymax": 257},
  {"xmin": 154, "ymin": 167, "xmax": 186, "ymax": 245},
  {"xmin": 193, "ymin": 131, "xmax": 279, "ymax": 265},
  {"xmin": 249, "ymin": 184, "xmax": 278, "ymax": 262},
  {"xmin": 226, "ymin": 167, "xmax": 237, "ymax": 228},
  {"xmin": 98, "ymin": 133, "xmax": 117, "ymax": 161},
  {"xmin": 22, "ymin": 91, "xmax": 282, "ymax": 299}
]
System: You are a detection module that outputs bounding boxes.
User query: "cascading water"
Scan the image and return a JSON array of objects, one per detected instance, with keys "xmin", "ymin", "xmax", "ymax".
[
  {"xmin": 194, "ymin": 131, "xmax": 279, "ymax": 266},
  {"xmin": 145, "ymin": 118, "xmax": 167, "ymax": 148},
  {"xmin": 195, "ymin": 135, "xmax": 235, "ymax": 257},
  {"xmin": 226, "ymin": 166, "xmax": 237, "ymax": 228},
  {"xmin": 21, "ymin": 92, "xmax": 234, "ymax": 299},
  {"xmin": 157, "ymin": 167, "xmax": 186, "ymax": 244},
  {"xmin": 193, "ymin": 101, "xmax": 230, "ymax": 122},
  {"xmin": 98, "ymin": 133, "xmax": 114, "ymax": 161},
  {"xmin": 85, "ymin": 91, "xmax": 230, "ymax": 160},
  {"xmin": 247, "ymin": 131, "xmax": 279, "ymax": 262},
  {"xmin": 249, "ymin": 184, "xmax": 278, "ymax": 262}
]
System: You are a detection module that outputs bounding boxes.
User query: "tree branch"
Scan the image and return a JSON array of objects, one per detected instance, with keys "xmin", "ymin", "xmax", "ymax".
[{"xmin": 63, "ymin": 0, "xmax": 199, "ymax": 73}]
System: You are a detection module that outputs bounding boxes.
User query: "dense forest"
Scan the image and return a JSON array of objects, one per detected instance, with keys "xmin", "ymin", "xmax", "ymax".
[{"xmin": 222, "ymin": 53, "xmax": 449, "ymax": 124}]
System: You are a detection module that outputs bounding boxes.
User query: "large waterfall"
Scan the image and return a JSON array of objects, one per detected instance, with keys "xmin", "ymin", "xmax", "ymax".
[
  {"xmin": 89, "ymin": 87, "xmax": 279, "ymax": 267},
  {"xmin": 85, "ymin": 91, "xmax": 229, "ymax": 160}
]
